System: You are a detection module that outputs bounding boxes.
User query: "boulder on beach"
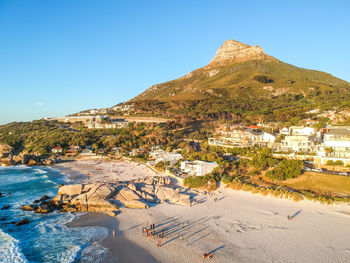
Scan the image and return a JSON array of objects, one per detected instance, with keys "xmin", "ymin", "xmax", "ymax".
[
  {"xmin": 106, "ymin": 211, "xmax": 118, "ymax": 217},
  {"xmin": 155, "ymin": 186, "xmax": 191, "ymax": 206},
  {"xmin": 82, "ymin": 184, "xmax": 95, "ymax": 193},
  {"xmin": 138, "ymin": 191, "xmax": 156, "ymax": 203},
  {"xmin": 85, "ymin": 199, "xmax": 119, "ymax": 212},
  {"xmin": 58, "ymin": 184, "xmax": 83, "ymax": 197},
  {"xmin": 115, "ymin": 187, "xmax": 141, "ymax": 202},
  {"xmin": 16, "ymin": 218, "xmax": 30, "ymax": 226},
  {"xmin": 124, "ymin": 200, "xmax": 149, "ymax": 209},
  {"xmin": 87, "ymin": 184, "xmax": 116, "ymax": 201}
]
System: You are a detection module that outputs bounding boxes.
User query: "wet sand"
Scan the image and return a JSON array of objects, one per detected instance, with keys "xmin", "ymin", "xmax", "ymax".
[{"xmin": 68, "ymin": 213, "xmax": 158, "ymax": 263}]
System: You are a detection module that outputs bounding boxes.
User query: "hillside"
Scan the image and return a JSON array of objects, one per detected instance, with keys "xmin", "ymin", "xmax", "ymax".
[{"xmin": 131, "ymin": 40, "xmax": 350, "ymax": 122}]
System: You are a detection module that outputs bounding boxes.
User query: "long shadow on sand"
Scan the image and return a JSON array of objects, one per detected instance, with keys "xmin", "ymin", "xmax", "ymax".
[{"xmin": 290, "ymin": 210, "xmax": 302, "ymax": 219}]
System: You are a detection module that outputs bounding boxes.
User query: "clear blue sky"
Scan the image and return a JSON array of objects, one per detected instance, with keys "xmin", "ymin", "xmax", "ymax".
[{"xmin": 0, "ymin": 0, "xmax": 349, "ymax": 125}]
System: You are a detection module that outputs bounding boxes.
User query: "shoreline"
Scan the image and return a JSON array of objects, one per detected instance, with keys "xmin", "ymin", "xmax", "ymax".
[
  {"xmin": 57, "ymin": 159, "xmax": 350, "ymax": 263},
  {"xmin": 68, "ymin": 213, "xmax": 158, "ymax": 263}
]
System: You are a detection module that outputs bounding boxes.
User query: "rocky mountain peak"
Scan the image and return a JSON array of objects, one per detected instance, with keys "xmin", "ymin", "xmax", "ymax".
[{"xmin": 209, "ymin": 39, "xmax": 274, "ymax": 65}]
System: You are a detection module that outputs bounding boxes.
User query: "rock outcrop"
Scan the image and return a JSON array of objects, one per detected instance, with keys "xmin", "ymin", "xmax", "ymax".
[
  {"xmin": 21, "ymin": 176, "xmax": 192, "ymax": 218},
  {"xmin": 209, "ymin": 40, "xmax": 276, "ymax": 66},
  {"xmin": 58, "ymin": 184, "xmax": 83, "ymax": 197},
  {"xmin": 0, "ymin": 146, "xmax": 57, "ymax": 167},
  {"xmin": 0, "ymin": 144, "xmax": 12, "ymax": 159}
]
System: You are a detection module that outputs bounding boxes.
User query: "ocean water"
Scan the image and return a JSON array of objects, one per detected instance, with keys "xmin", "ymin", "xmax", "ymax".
[{"xmin": 0, "ymin": 166, "xmax": 108, "ymax": 263}]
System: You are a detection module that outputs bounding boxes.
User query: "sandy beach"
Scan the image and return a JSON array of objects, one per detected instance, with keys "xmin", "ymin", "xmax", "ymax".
[
  {"xmin": 58, "ymin": 160, "xmax": 350, "ymax": 263},
  {"xmin": 54, "ymin": 159, "xmax": 157, "ymax": 184}
]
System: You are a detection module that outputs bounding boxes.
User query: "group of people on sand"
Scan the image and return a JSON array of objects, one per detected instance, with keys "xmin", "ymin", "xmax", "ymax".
[{"xmin": 142, "ymin": 222, "xmax": 167, "ymax": 247}]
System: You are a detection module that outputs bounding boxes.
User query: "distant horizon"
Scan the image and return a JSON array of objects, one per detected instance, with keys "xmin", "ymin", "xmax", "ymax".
[{"xmin": 1, "ymin": 0, "xmax": 349, "ymax": 125}]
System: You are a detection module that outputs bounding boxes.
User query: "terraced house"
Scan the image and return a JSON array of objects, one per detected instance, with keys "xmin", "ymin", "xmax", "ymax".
[
  {"xmin": 208, "ymin": 125, "xmax": 275, "ymax": 148},
  {"xmin": 315, "ymin": 128, "xmax": 350, "ymax": 166}
]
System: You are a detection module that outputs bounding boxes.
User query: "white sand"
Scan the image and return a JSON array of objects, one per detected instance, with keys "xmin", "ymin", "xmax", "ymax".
[
  {"xmin": 58, "ymin": 160, "xmax": 350, "ymax": 262},
  {"xmin": 116, "ymin": 187, "xmax": 350, "ymax": 263},
  {"xmin": 55, "ymin": 159, "xmax": 157, "ymax": 183}
]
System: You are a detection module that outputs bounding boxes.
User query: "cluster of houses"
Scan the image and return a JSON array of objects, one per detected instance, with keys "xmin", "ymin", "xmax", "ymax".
[
  {"xmin": 209, "ymin": 124, "xmax": 350, "ymax": 166},
  {"xmin": 208, "ymin": 125, "xmax": 276, "ymax": 148},
  {"xmin": 46, "ymin": 115, "xmax": 129, "ymax": 129},
  {"xmin": 148, "ymin": 148, "xmax": 219, "ymax": 177}
]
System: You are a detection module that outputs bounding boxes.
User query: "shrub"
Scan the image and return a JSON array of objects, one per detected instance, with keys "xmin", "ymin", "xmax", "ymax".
[
  {"xmin": 326, "ymin": 160, "xmax": 334, "ymax": 165},
  {"xmin": 253, "ymin": 75, "xmax": 274, "ymax": 84},
  {"xmin": 266, "ymin": 159, "xmax": 303, "ymax": 181},
  {"xmin": 334, "ymin": 160, "xmax": 344, "ymax": 166}
]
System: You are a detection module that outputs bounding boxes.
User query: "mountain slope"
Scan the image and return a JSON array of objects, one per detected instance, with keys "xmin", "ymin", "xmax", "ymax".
[
  {"xmin": 130, "ymin": 40, "xmax": 350, "ymax": 122},
  {"xmin": 133, "ymin": 40, "xmax": 349, "ymax": 102}
]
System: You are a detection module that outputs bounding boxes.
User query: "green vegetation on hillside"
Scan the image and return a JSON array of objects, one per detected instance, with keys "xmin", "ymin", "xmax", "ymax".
[{"xmin": 131, "ymin": 59, "xmax": 350, "ymax": 122}]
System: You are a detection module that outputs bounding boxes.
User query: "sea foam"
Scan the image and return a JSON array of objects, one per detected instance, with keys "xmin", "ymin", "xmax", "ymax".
[{"xmin": 0, "ymin": 229, "xmax": 28, "ymax": 263}]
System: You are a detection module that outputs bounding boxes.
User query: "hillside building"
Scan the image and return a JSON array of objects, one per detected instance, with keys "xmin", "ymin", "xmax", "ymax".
[
  {"xmin": 208, "ymin": 125, "xmax": 275, "ymax": 148},
  {"xmin": 315, "ymin": 128, "xmax": 350, "ymax": 166},
  {"xmin": 280, "ymin": 135, "xmax": 314, "ymax": 153},
  {"xmin": 180, "ymin": 160, "xmax": 218, "ymax": 177},
  {"xmin": 149, "ymin": 149, "xmax": 183, "ymax": 165}
]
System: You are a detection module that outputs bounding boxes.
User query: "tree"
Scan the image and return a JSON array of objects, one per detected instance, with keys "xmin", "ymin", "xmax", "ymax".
[
  {"xmin": 92, "ymin": 143, "xmax": 99, "ymax": 153},
  {"xmin": 266, "ymin": 159, "xmax": 303, "ymax": 181},
  {"xmin": 334, "ymin": 160, "xmax": 344, "ymax": 166}
]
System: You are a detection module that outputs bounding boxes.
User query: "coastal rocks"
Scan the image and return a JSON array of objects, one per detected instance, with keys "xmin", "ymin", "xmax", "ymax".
[
  {"xmin": 115, "ymin": 187, "xmax": 149, "ymax": 209},
  {"xmin": 0, "ymin": 148, "xmax": 57, "ymax": 167},
  {"xmin": 40, "ymin": 195, "xmax": 50, "ymax": 201},
  {"xmin": 12, "ymin": 155, "xmax": 22, "ymax": 164},
  {"xmin": 88, "ymin": 184, "xmax": 116, "ymax": 200},
  {"xmin": 85, "ymin": 200, "xmax": 119, "ymax": 212},
  {"xmin": 0, "ymin": 144, "xmax": 12, "ymax": 159},
  {"xmin": 106, "ymin": 211, "xmax": 118, "ymax": 217},
  {"xmin": 124, "ymin": 200, "xmax": 149, "ymax": 209},
  {"xmin": 154, "ymin": 186, "xmax": 191, "ymax": 206},
  {"xmin": 53, "ymin": 183, "xmax": 119, "ymax": 213},
  {"xmin": 21, "ymin": 177, "xmax": 192, "ymax": 217},
  {"xmin": 116, "ymin": 187, "xmax": 141, "ymax": 202},
  {"xmin": 1, "ymin": 158, "xmax": 16, "ymax": 166},
  {"xmin": 16, "ymin": 218, "xmax": 30, "ymax": 226},
  {"xmin": 0, "ymin": 192, "xmax": 4, "ymax": 197},
  {"xmin": 35, "ymin": 204, "xmax": 51, "ymax": 213},
  {"xmin": 27, "ymin": 159, "xmax": 37, "ymax": 166},
  {"xmin": 1, "ymin": 205, "xmax": 10, "ymax": 210},
  {"xmin": 58, "ymin": 184, "xmax": 83, "ymax": 197},
  {"xmin": 21, "ymin": 204, "xmax": 38, "ymax": 211}
]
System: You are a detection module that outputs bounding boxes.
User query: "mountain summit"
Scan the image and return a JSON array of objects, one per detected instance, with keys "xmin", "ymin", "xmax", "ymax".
[
  {"xmin": 208, "ymin": 40, "xmax": 276, "ymax": 66},
  {"xmin": 131, "ymin": 39, "xmax": 350, "ymax": 121}
]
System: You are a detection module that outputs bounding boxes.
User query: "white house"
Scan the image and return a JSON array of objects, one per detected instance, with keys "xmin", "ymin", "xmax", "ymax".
[
  {"xmin": 289, "ymin": 126, "xmax": 316, "ymax": 136},
  {"xmin": 80, "ymin": 149, "xmax": 95, "ymax": 156},
  {"xmin": 149, "ymin": 149, "xmax": 183, "ymax": 165},
  {"xmin": 315, "ymin": 128, "xmax": 350, "ymax": 166},
  {"xmin": 208, "ymin": 125, "xmax": 275, "ymax": 148},
  {"xmin": 280, "ymin": 127, "xmax": 289, "ymax": 135},
  {"xmin": 280, "ymin": 135, "xmax": 314, "ymax": 153},
  {"xmin": 180, "ymin": 160, "xmax": 218, "ymax": 177},
  {"xmin": 51, "ymin": 146, "xmax": 63, "ymax": 154}
]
